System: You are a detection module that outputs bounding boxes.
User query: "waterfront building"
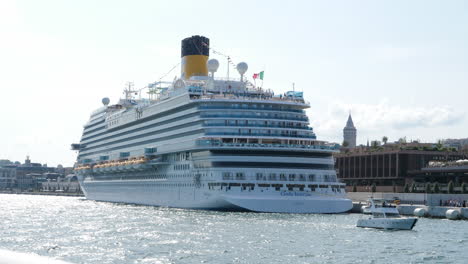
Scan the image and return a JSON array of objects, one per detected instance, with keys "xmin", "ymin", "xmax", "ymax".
[
  {"xmin": 343, "ymin": 114, "xmax": 356, "ymax": 148},
  {"xmin": 335, "ymin": 143, "xmax": 467, "ymax": 192},
  {"xmin": 0, "ymin": 167, "xmax": 16, "ymax": 189},
  {"xmin": 42, "ymin": 174, "xmax": 81, "ymax": 193},
  {"xmin": 443, "ymin": 138, "xmax": 468, "ymax": 151},
  {"xmin": 410, "ymin": 160, "xmax": 468, "ymax": 186}
]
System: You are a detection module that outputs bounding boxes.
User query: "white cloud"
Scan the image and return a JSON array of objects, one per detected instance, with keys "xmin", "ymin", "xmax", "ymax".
[{"xmin": 310, "ymin": 100, "xmax": 465, "ymax": 144}]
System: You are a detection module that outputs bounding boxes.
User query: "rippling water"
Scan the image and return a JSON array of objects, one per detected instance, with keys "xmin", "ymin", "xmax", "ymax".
[{"xmin": 1, "ymin": 194, "xmax": 467, "ymax": 263}]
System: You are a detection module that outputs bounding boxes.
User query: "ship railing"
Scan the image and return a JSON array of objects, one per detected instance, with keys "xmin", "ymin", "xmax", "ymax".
[
  {"xmin": 200, "ymin": 113, "xmax": 308, "ymax": 121},
  {"xmin": 198, "ymin": 105, "xmax": 304, "ymax": 113},
  {"xmin": 204, "ymin": 132, "xmax": 315, "ymax": 139},
  {"xmin": 218, "ymin": 176, "xmax": 342, "ymax": 184},
  {"xmin": 195, "ymin": 94, "xmax": 309, "ymax": 105},
  {"xmin": 196, "ymin": 140, "xmax": 339, "ymax": 151},
  {"xmin": 203, "ymin": 124, "xmax": 313, "ymax": 130}
]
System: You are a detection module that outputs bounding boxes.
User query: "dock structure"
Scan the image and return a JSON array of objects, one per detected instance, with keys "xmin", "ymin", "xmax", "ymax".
[{"xmin": 349, "ymin": 192, "xmax": 468, "ymax": 220}]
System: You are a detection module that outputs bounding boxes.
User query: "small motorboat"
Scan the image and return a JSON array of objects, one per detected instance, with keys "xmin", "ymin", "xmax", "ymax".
[
  {"xmin": 357, "ymin": 198, "xmax": 417, "ymax": 230},
  {"xmin": 361, "ymin": 198, "xmax": 400, "ymax": 214}
]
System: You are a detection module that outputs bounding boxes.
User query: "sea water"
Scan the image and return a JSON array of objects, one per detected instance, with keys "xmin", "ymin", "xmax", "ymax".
[{"xmin": 0, "ymin": 194, "xmax": 467, "ymax": 264}]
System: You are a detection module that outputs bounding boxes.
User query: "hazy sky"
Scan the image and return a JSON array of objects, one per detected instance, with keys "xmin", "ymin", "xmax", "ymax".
[{"xmin": 1, "ymin": 0, "xmax": 467, "ymax": 166}]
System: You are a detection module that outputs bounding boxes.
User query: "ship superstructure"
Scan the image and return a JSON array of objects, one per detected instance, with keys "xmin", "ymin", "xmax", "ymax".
[{"xmin": 73, "ymin": 36, "xmax": 352, "ymax": 213}]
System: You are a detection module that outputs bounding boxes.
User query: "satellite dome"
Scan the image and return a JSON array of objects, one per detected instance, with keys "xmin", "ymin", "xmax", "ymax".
[
  {"xmin": 173, "ymin": 79, "xmax": 186, "ymax": 89},
  {"xmin": 236, "ymin": 62, "xmax": 248, "ymax": 75},
  {"xmin": 207, "ymin": 59, "xmax": 219, "ymax": 73},
  {"xmin": 102, "ymin": 97, "xmax": 110, "ymax": 106}
]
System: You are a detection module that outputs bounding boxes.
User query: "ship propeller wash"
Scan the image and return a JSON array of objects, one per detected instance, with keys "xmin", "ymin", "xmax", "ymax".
[{"xmin": 72, "ymin": 35, "xmax": 352, "ymax": 213}]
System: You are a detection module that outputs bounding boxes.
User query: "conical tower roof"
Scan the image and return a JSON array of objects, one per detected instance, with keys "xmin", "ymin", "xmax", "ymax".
[{"xmin": 345, "ymin": 114, "xmax": 355, "ymax": 128}]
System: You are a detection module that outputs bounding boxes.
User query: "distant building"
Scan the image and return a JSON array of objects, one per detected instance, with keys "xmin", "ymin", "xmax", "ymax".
[
  {"xmin": 0, "ymin": 156, "xmax": 77, "ymax": 191},
  {"xmin": 343, "ymin": 114, "xmax": 357, "ymax": 148},
  {"xmin": 0, "ymin": 167, "xmax": 16, "ymax": 189},
  {"xmin": 443, "ymin": 138, "xmax": 468, "ymax": 151},
  {"xmin": 410, "ymin": 160, "xmax": 468, "ymax": 185},
  {"xmin": 42, "ymin": 174, "xmax": 81, "ymax": 193},
  {"xmin": 335, "ymin": 143, "xmax": 467, "ymax": 192},
  {"xmin": 0, "ymin": 156, "xmax": 56, "ymax": 190}
]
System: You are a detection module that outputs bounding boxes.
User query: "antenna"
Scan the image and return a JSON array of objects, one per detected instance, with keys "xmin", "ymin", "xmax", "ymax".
[
  {"xmin": 227, "ymin": 56, "xmax": 230, "ymax": 79},
  {"xmin": 123, "ymin": 82, "xmax": 138, "ymax": 100}
]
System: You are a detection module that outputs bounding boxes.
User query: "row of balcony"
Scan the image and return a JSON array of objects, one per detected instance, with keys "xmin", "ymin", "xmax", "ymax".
[
  {"xmin": 200, "ymin": 113, "xmax": 308, "ymax": 121},
  {"xmin": 204, "ymin": 132, "xmax": 316, "ymax": 139},
  {"xmin": 203, "ymin": 123, "xmax": 313, "ymax": 130},
  {"xmin": 196, "ymin": 140, "xmax": 339, "ymax": 150},
  {"xmin": 198, "ymin": 105, "xmax": 304, "ymax": 113}
]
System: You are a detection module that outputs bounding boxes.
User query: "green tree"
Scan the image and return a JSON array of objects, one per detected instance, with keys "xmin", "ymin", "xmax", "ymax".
[
  {"xmin": 403, "ymin": 183, "xmax": 409, "ymax": 193},
  {"xmin": 342, "ymin": 141, "xmax": 349, "ymax": 148},
  {"xmin": 392, "ymin": 181, "xmax": 397, "ymax": 193},
  {"xmin": 433, "ymin": 183, "xmax": 440, "ymax": 193},
  {"xmin": 371, "ymin": 141, "xmax": 380, "ymax": 148},
  {"xmin": 436, "ymin": 140, "xmax": 443, "ymax": 150},
  {"xmin": 447, "ymin": 181, "xmax": 454, "ymax": 194},
  {"xmin": 425, "ymin": 183, "xmax": 432, "ymax": 193},
  {"xmin": 410, "ymin": 182, "xmax": 417, "ymax": 193},
  {"xmin": 371, "ymin": 182, "xmax": 377, "ymax": 193},
  {"xmin": 382, "ymin": 136, "xmax": 388, "ymax": 145},
  {"xmin": 352, "ymin": 183, "xmax": 357, "ymax": 192}
]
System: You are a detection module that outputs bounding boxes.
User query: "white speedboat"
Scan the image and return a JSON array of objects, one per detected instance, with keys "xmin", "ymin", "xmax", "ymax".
[{"xmin": 357, "ymin": 198, "xmax": 417, "ymax": 230}]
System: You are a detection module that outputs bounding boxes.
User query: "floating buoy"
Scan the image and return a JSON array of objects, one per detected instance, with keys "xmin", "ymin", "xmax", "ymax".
[
  {"xmin": 414, "ymin": 208, "xmax": 427, "ymax": 217},
  {"xmin": 446, "ymin": 209, "xmax": 460, "ymax": 220}
]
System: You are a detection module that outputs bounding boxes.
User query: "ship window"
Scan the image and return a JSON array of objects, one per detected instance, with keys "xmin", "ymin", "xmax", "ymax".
[
  {"xmin": 288, "ymin": 174, "xmax": 295, "ymax": 181},
  {"xmin": 280, "ymin": 174, "xmax": 286, "ymax": 181},
  {"xmin": 269, "ymin": 173, "xmax": 276, "ymax": 180},
  {"xmin": 308, "ymin": 174, "xmax": 315, "ymax": 181},
  {"xmin": 256, "ymin": 173, "xmax": 263, "ymax": 180}
]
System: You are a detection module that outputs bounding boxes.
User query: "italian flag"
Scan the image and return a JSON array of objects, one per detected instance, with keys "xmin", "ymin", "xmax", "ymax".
[{"xmin": 252, "ymin": 71, "xmax": 264, "ymax": 80}]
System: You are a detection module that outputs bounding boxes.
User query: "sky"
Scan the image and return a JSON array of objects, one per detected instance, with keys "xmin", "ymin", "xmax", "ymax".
[{"xmin": 0, "ymin": 0, "xmax": 467, "ymax": 167}]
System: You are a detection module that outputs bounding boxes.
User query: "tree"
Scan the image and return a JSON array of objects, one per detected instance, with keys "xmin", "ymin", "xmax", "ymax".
[
  {"xmin": 447, "ymin": 181, "xmax": 454, "ymax": 194},
  {"xmin": 425, "ymin": 183, "xmax": 432, "ymax": 193},
  {"xmin": 398, "ymin": 137, "xmax": 407, "ymax": 144},
  {"xmin": 371, "ymin": 182, "xmax": 377, "ymax": 193},
  {"xmin": 436, "ymin": 140, "xmax": 443, "ymax": 150},
  {"xmin": 352, "ymin": 182, "xmax": 357, "ymax": 192},
  {"xmin": 461, "ymin": 182, "xmax": 467, "ymax": 194},
  {"xmin": 392, "ymin": 181, "xmax": 397, "ymax": 193},
  {"xmin": 410, "ymin": 182, "xmax": 417, "ymax": 193},
  {"xmin": 403, "ymin": 183, "xmax": 409, "ymax": 193},
  {"xmin": 371, "ymin": 141, "xmax": 381, "ymax": 148},
  {"xmin": 382, "ymin": 136, "xmax": 388, "ymax": 145},
  {"xmin": 433, "ymin": 183, "xmax": 440, "ymax": 193},
  {"xmin": 342, "ymin": 141, "xmax": 349, "ymax": 148}
]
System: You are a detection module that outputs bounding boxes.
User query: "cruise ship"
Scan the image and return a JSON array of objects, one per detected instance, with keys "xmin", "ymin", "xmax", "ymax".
[{"xmin": 73, "ymin": 35, "xmax": 352, "ymax": 213}]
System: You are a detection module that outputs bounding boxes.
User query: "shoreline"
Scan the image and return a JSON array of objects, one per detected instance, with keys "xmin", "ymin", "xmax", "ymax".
[{"xmin": 0, "ymin": 190, "xmax": 84, "ymax": 197}]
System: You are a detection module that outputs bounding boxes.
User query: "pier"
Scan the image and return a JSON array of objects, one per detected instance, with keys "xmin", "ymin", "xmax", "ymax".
[{"xmin": 349, "ymin": 192, "xmax": 468, "ymax": 220}]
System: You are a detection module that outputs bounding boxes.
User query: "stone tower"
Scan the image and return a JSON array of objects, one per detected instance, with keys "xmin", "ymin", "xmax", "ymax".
[{"xmin": 343, "ymin": 114, "xmax": 357, "ymax": 148}]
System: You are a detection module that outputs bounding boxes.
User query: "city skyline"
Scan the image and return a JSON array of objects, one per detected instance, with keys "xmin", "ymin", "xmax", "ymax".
[{"xmin": 1, "ymin": 0, "xmax": 467, "ymax": 166}]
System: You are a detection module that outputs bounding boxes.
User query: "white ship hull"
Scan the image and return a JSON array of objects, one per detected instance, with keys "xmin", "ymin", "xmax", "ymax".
[
  {"xmin": 74, "ymin": 36, "xmax": 353, "ymax": 215},
  {"xmin": 80, "ymin": 180, "xmax": 352, "ymax": 213}
]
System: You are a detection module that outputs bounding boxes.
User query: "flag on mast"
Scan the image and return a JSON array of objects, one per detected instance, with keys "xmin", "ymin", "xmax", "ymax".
[{"xmin": 252, "ymin": 71, "xmax": 264, "ymax": 80}]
